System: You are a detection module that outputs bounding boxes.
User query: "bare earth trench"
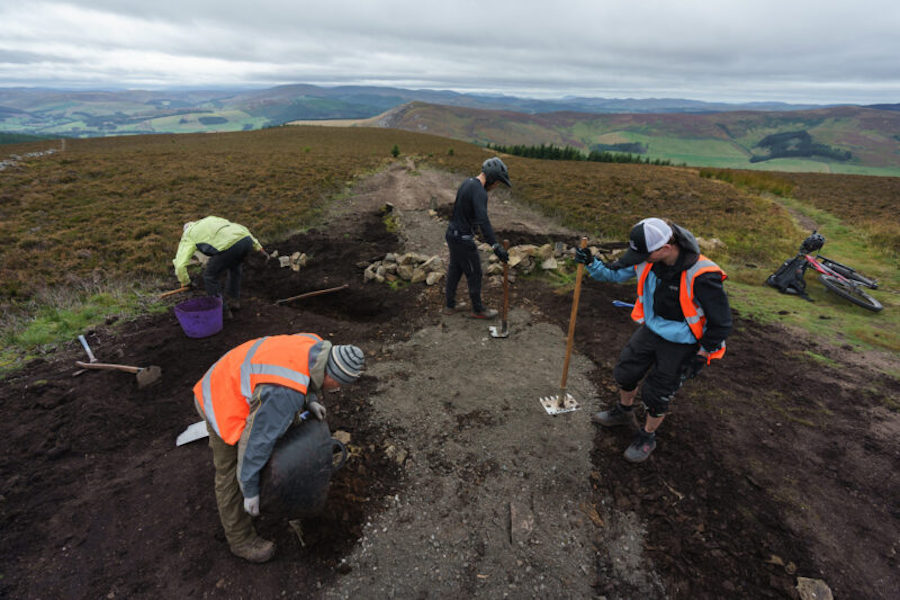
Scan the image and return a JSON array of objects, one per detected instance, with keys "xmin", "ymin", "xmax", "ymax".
[{"xmin": 1, "ymin": 159, "xmax": 897, "ymax": 599}]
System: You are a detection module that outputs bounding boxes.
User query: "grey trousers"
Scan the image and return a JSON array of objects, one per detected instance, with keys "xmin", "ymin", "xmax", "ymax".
[{"xmin": 207, "ymin": 423, "xmax": 256, "ymax": 548}]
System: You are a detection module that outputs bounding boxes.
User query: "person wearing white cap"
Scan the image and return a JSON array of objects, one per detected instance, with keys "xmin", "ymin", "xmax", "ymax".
[
  {"xmin": 574, "ymin": 217, "xmax": 732, "ymax": 462},
  {"xmin": 191, "ymin": 333, "xmax": 365, "ymax": 562}
]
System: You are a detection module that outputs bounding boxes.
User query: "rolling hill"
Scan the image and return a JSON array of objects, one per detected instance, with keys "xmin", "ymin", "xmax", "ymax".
[
  {"xmin": 3, "ymin": 84, "xmax": 899, "ymax": 174},
  {"xmin": 359, "ymin": 102, "xmax": 900, "ymax": 175}
]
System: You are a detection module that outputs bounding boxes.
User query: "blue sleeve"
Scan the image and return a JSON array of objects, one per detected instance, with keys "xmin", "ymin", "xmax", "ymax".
[
  {"xmin": 237, "ymin": 385, "xmax": 306, "ymax": 498},
  {"xmin": 585, "ymin": 260, "xmax": 636, "ymax": 283}
]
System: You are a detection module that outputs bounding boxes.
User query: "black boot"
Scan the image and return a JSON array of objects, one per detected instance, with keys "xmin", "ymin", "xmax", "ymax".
[{"xmin": 591, "ymin": 403, "xmax": 638, "ymax": 427}]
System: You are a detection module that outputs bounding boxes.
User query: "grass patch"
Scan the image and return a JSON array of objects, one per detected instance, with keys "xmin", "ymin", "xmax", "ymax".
[
  {"xmin": 763, "ymin": 392, "xmax": 819, "ymax": 428},
  {"xmin": 700, "ymin": 168, "xmax": 796, "ymax": 197},
  {"xmin": 0, "ymin": 282, "xmax": 168, "ymax": 377},
  {"xmin": 800, "ymin": 351, "xmax": 841, "ymax": 369},
  {"xmin": 726, "ymin": 280, "xmax": 897, "ymax": 354}
]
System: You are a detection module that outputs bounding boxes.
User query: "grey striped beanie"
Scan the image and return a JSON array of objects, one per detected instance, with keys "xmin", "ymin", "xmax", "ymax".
[{"xmin": 325, "ymin": 344, "xmax": 365, "ymax": 385}]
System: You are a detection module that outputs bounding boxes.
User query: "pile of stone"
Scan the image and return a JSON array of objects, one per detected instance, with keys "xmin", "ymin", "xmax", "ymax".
[
  {"xmin": 361, "ymin": 242, "xmax": 599, "ymax": 286},
  {"xmin": 271, "ymin": 250, "xmax": 308, "ymax": 272},
  {"xmin": 363, "ymin": 252, "xmax": 445, "ymax": 286},
  {"xmin": 0, "ymin": 148, "xmax": 59, "ymax": 172}
]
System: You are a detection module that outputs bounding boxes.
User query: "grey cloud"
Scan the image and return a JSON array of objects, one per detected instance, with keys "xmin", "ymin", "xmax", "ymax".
[{"xmin": 0, "ymin": 1, "xmax": 898, "ymax": 104}]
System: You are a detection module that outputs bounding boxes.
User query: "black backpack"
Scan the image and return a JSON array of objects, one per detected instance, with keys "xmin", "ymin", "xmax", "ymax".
[{"xmin": 765, "ymin": 255, "xmax": 811, "ymax": 300}]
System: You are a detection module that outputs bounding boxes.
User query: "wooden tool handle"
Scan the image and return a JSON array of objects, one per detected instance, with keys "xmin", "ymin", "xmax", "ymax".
[
  {"xmin": 159, "ymin": 286, "xmax": 190, "ymax": 299},
  {"xmin": 560, "ymin": 237, "xmax": 588, "ymax": 392},
  {"xmin": 76, "ymin": 361, "xmax": 141, "ymax": 373},
  {"xmin": 501, "ymin": 239, "xmax": 510, "ymax": 322},
  {"xmin": 275, "ymin": 284, "xmax": 349, "ymax": 305}
]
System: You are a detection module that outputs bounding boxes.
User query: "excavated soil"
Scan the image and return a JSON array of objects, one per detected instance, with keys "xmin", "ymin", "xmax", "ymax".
[{"xmin": 1, "ymin": 161, "xmax": 898, "ymax": 599}]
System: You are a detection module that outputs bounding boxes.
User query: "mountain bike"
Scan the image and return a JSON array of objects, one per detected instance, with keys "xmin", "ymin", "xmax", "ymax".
[{"xmin": 765, "ymin": 231, "xmax": 883, "ymax": 312}]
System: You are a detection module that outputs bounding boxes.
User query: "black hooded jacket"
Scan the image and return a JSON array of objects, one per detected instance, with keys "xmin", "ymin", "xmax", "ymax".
[
  {"xmin": 448, "ymin": 177, "xmax": 499, "ymax": 247},
  {"xmin": 650, "ymin": 224, "xmax": 733, "ymax": 351}
]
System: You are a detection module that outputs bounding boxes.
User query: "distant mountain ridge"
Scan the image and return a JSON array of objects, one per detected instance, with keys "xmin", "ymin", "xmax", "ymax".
[
  {"xmin": 0, "ymin": 83, "xmax": 841, "ymax": 139},
  {"xmin": 2, "ymin": 84, "xmax": 898, "ymax": 175}
]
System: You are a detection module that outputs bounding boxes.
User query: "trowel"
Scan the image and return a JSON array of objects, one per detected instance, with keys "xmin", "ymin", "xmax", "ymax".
[{"xmin": 176, "ymin": 421, "xmax": 209, "ymax": 446}]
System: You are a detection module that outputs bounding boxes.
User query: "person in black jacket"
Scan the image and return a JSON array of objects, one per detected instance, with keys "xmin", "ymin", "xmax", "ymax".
[
  {"xmin": 443, "ymin": 157, "xmax": 511, "ymax": 319},
  {"xmin": 575, "ymin": 217, "xmax": 732, "ymax": 462}
]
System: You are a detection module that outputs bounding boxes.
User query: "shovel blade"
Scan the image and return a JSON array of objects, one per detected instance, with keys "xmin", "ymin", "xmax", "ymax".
[
  {"xmin": 176, "ymin": 421, "xmax": 209, "ymax": 446},
  {"xmin": 538, "ymin": 393, "xmax": 580, "ymax": 415},
  {"xmin": 489, "ymin": 322, "xmax": 509, "ymax": 338},
  {"xmin": 137, "ymin": 365, "xmax": 162, "ymax": 389}
]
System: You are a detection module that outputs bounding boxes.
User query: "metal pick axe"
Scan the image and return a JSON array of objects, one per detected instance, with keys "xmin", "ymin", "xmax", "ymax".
[
  {"xmin": 539, "ymin": 236, "xmax": 588, "ymax": 415},
  {"xmin": 489, "ymin": 239, "xmax": 511, "ymax": 339}
]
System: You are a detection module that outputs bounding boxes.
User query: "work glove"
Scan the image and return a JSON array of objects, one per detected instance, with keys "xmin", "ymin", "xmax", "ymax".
[
  {"xmin": 574, "ymin": 247, "xmax": 594, "ymax": 266},
  {"xmin": 308, "ymin": 401, "xmax": 327, "ymax": 421},
  {"xmin": 682, "ymin": 353, "xmax": 708, "ymax": 380},
  {"xmin": 492, "ymin": 243, "xmax": 509, "ymax": 263},
  {"xmin": 243, "ymin": 495, "xmax": 260, "ymax": 517}
]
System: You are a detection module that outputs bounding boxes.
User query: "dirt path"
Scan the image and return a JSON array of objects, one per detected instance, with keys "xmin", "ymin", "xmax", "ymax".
[
  {"xmin": 1, "ymin": 159, "xmax": 897, "ymax": 600},
  {"xmin": 321, "ymin": 158, "xmax": 658, "ymax": 597}
]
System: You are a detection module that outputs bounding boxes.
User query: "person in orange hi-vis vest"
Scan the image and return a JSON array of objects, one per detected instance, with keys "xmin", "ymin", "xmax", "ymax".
[
  {"xmin": 574, "ymin": 218, "xmax": 732, "ymax": 463},
  {"xmin": 192, "ymin": 333, "xmax": 365, "ymax": 562}
]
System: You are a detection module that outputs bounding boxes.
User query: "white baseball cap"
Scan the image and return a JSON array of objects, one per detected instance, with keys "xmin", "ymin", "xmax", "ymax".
[{"xmin": 617, "ymin": 218, "xmax": 673, "ymax": 266}]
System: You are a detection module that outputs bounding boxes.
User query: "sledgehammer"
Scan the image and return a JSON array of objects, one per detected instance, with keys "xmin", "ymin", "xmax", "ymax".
[{"xmin": 75, "ymin": 360, "xmax": 162, "ymax": 388}]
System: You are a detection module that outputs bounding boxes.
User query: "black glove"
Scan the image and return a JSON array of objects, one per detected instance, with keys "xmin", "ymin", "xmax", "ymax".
[
  {"xmin": 492, "ymin": 243, "xmax": 509, "ymax": 263},
  {"xmin": 574, "ymin": 247, "xmax": 594, "ymax": 265},
  {"xmin": 682, "ymin": 354, "xmax": 708, "ymax": 380}
]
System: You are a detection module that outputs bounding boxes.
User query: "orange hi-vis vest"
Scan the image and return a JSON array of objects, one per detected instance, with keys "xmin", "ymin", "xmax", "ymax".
[
  {"xmin": 193, "ymin": 333, "xmax": 323, "ymax": 444},
  {"xmin": 630, "ymin": 255, "xmax": 727, "ymax": 361}
]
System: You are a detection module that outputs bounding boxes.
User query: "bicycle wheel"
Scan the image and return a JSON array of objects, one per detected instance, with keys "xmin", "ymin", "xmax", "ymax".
[
  {"xmin": 819, "ymin": 257, "xmax": 878, "ymax": 288},
  {"xmin": 818, "ymin": 274, "xmax": 883, "ymax": 312}
]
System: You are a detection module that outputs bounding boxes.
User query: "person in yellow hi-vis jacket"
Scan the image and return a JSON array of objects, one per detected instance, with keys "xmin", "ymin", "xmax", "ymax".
[{"xmin": 173, "ymin": 216, "xmax": 267, "ymax": 316}]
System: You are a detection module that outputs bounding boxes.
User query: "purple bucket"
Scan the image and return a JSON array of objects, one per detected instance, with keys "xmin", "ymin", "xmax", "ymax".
[{"xmin": 174, "ymin": 296, "xmax": 223, "ymax": 338}]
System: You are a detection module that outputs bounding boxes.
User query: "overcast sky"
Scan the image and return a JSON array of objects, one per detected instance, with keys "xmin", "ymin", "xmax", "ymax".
[{"xmin": 2, "ymin": 0, "xmax": 898, "ymax": 105}]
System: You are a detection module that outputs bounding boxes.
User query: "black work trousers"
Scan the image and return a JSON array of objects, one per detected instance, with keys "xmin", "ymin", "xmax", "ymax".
[
  {"xmin": 445, "ymin": 228, "xmax": 484, "ymax": 312},
  {"xmin": 204, "ymin": 236, "xmax": 253, "ymax": 301},
  {"xmin": 613, "ymin": 325, "xmax": 698, "ymax": 417}
]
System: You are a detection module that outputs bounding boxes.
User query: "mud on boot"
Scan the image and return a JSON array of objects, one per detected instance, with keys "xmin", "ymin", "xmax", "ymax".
[
  {"xmin": 230, "ymin": 536, "xmax": 275, "ymax": 563},
  {"xmin": 468, "ymin": 308, "xmax": 498, "ymax": 319},
  {"xmin": 591, "ymin": 403, "xmax": 638, "ymax": 428},
  {"xmin": 441, "ymin": 302, "xmax": 467, "ymax": 316},
  {"xmin": 624, "ymin": 430, "xmax": 657, "ymax": 463}
]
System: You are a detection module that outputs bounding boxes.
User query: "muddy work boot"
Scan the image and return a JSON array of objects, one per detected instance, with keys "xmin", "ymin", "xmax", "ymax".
[
  {"xmin": 591, "ymin": 403, "xmax": 638, "ymax": 428},
  {"xmin": 441, "ymin": 302, "xmax": 467, "ymax": 315},
  {"xmin": 624, "ymin": 430, "xmax": 657, "ymax": 463},
  {"xmin": 469, "ymin": 308, "xmax": 498, "ymax": 319},
  {"xmin": 230, "ymin": 536, "xmax": 275, "ymax": 563}
]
